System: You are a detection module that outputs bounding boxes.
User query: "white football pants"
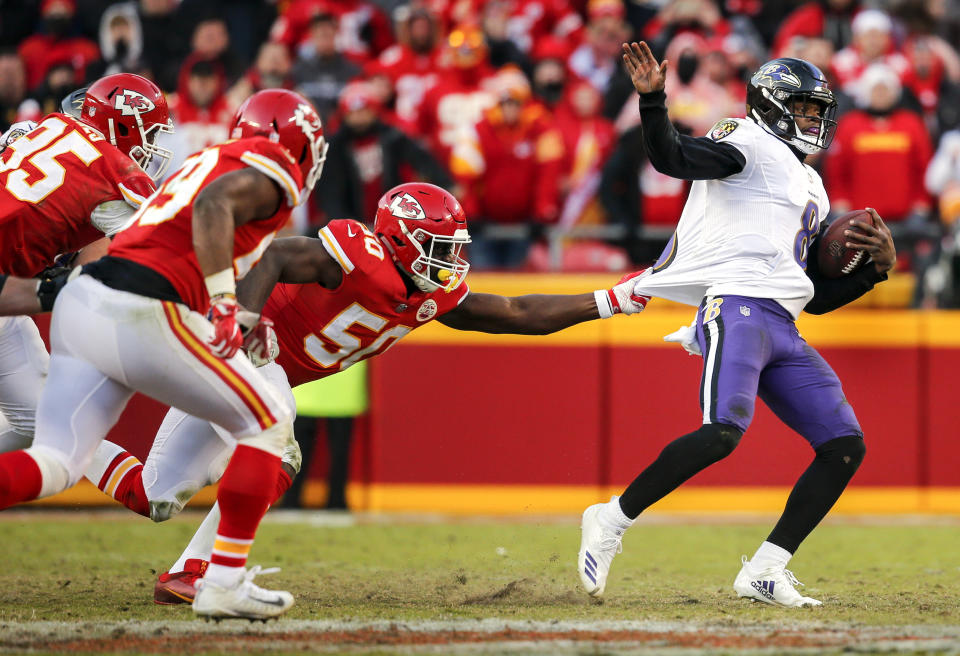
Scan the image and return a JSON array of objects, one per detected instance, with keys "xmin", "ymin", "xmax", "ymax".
[
  {"xmin": 31, "ymin": 275, "xmax": 293, "ymax": 495},
  {"xmin": 0, "ymin": 315, "xmax": 48, "ymax": 451},
  {"xmin": 137, "ymin": 361, "xmax": 300, "ymax": 522}
]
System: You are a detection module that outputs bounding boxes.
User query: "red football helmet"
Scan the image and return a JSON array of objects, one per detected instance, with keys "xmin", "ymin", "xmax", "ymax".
[
  {"xmin": 230, "ymin": 89, "xmax": 327, "ymax": 204},
  {"xmin": 81, "ymin": 73, "xmax": 173, "ymax": 179},
  {"xmin": 374, "ymin": 183, "xmax": 471, "ymax": 293}
]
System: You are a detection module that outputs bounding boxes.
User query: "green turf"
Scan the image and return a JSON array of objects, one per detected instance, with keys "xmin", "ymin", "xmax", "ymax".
[{"xmin": 0, "ymin": 511, "xmax": 958, "ymax": 625}]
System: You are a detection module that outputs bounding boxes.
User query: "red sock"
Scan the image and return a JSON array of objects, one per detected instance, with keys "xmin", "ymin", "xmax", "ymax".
[
  {"xmin": 210, "ymin": 445, "xmax": 280, "ymax": 568},
  {"xmin": 273, "ymin": 467, "xmax": 292, "ymax": 504},
  {"xmin": 0, "ymin": 451, "xmax": 43, "ymax": 510},
  {"xmin": 97, "ymin": 452, "xmax": 149, "ymax": 517}
]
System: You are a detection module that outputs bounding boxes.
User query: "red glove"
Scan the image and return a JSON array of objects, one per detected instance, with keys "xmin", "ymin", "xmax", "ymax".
[
  {"xmin": 207, "ymin": 293, "xmax": 244, "ymax": 359},
  {"xmin": 242, "ymin": 315, "xmax": 280, "ymax": 367},
  {"xmin": 596, "ymin": 269, "xmax": 652, "ymax": 318}
]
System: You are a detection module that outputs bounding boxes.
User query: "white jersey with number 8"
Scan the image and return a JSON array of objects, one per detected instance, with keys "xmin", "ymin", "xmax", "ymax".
[{"xmin": 633, "ymin": 117, "xmax": 830, "ymax": 319}]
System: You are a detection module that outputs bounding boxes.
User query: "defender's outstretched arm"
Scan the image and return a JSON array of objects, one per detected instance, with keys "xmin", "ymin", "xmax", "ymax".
[{"xmin": 439, "ymin": 270, "xmax": 650, "ymax": 335}]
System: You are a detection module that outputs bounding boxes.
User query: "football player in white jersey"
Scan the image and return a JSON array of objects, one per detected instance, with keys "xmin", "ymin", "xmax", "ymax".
[{"xmin": 577, "ymin": 42, "xmax": 897, "ymax": 608}]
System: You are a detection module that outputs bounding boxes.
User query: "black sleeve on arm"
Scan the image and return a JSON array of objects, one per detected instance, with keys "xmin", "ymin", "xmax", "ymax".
[
  {"xmin": 638, "ymin": 90, "xmax": 746, "ymax": 180},
  {"xmin": 803, "ymin": 225, "xmax": 888, "ymax": 315}
]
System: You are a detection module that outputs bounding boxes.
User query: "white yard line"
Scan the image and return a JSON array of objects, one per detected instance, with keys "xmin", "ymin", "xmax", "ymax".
[
  {"xmin": 1, "ymin": 618, "xmax": 958, "ymax": 638},
  {"xmin": 3, "ymin": 509, "xmax": 960, "ymax": 526}
]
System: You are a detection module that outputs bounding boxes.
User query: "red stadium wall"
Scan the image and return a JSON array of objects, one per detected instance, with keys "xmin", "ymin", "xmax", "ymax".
[{"xmin": 28, "ymin": 274, "xmax": 960, "ymax": 514}]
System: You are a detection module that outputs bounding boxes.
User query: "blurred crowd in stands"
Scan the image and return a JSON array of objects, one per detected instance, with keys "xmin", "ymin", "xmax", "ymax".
[{"xmin": 5, "ymin": 0, "xmax": 960, "ymax": 305}]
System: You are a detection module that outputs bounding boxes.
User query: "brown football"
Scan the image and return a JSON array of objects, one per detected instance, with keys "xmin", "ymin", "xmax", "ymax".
[{"xmin": 816, "ymin": 209, "xmax": 875, "ymax": 279}]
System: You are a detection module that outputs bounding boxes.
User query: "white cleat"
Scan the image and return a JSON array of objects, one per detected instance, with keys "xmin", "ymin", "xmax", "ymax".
[
  {"xmin": 577, "ymin": 501, "xmax": 624, "ymax": 597},
  {"xmin": 733, "ymin": 556, "xmax": 822, "ymax": 608},
  {"xmin": 192, "ymin": 565, "xmax": 294, "ymax": 620}
]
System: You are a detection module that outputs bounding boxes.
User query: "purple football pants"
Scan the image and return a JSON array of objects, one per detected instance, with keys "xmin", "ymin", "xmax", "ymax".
[{"xmin": 695, "ymin": 295, "xmax": 862, "ymax": 448}]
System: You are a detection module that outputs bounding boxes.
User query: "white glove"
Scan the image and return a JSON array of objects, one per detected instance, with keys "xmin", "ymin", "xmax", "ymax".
[
  {"xmin": 238, "ymin": 311, "xmax": 280, "ymax": 367},
  {"xmin": 0, "ymin": 120, "xmax": 37, "ymax": 153},
  {"xmin": 595, "ymin": 268, "xmax": 652, "ymax": 318},
  {"xmin": 663, "ymin": 318, "xmax": 701, "ymax": 356}
]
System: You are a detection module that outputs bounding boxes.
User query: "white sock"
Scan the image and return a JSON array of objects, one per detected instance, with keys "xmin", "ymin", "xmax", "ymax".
[
  {"xmin": 204, "ymin": 562, "xmax": 244, "ymax": 588},
  {"xmin": 749, "ymin": 541, "xmax": 792, "ymax": 572},
  {"xmin": 600, "ymin": 495, "xmax": 634, "ymax": 530},
  {"xmin": 170, "ymin": 501, "xmax": 221, "ymax": 573},
  {"xmin": 83, "ymin": 440, "xmax": 129, "ymax": 486}
]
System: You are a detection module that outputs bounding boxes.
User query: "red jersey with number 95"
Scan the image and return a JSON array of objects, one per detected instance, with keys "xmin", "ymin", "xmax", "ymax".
[
  {"xmin": 0, "ymin": 113, "xmax": 155, "ymax": 277},
  {"xmin": 264, "ymin": 219, "xmax": 470, "ymax": 387},
  {"xmin": 109, "ymin": 136, "xmax": 304, "ymax": 313}
]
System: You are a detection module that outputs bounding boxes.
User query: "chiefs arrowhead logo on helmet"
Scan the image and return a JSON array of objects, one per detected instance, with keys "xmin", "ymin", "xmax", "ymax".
[
  {"xmin": 114, "ymin": 90, "xmax": 156, "ymax": 116},
  {"xmin": 292, "ymin": 103, "xmax": 322, "ymax": 138},
  {"xmin": 390, "ymin": 193, "xmax": 426, "ymax": 220}
]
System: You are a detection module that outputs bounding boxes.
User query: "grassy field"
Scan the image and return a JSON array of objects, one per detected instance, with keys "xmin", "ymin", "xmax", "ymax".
[{"xmin": 0, "ymin": 509, "xmax": 958, "ymax": 654}]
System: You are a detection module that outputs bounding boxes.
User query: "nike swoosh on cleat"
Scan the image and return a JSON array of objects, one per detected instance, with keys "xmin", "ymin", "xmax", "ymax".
[
  {"xmin": 256, "ymin": 595, "xmax": 288, "ymax": 607},
  {"xmin": 347, "ymin": 226, "xmax": 356, "ymax": 237}
]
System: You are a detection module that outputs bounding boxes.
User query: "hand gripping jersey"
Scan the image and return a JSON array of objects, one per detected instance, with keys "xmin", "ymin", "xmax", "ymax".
[
  {"xmin": 0, "ymin": 113, "xmax": 155, "ymax": 276},
  {"xmin": 265, "ymin": 219, "xmax": 469, "ymax": 387},
  {"xmin": 109, "ymin": 137, "xmax": 304, "ymax": 312},
  {"xmin": 635, "ymin": 118, "xmax": 830, "ymax": 319}
]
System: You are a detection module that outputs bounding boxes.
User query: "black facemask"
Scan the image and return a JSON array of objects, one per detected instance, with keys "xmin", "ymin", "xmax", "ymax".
[
  {"xmin": 535, "ymin": 81, "xmax": 565, "ymax": 105},
  {"xmin": 44, "ymin": 16, "xmax": 72, "ymax": 38},
  {"xmin": 677, "ymin": 53, "xmax": 699, "ymax": 85},
  {"xmin": 114, "ymin": 38, "xmax": 129, "ymax": 61}
]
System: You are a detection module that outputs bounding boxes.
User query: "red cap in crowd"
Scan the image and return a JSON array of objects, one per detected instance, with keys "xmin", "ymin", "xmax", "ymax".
[
  {"xmin": 532, "ymin": 36, "xmax": 571, "ymax": 63},
  {"xmin": 41, "ymin": 0, "xmax": 75, "ymax": 15}
]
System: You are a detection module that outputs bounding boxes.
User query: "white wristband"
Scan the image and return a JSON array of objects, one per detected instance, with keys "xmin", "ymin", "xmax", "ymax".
[
  {"xmin": 594, "ymin": 289, "xmax": 615, "ymax": 319},
  {"xmin": 204, "ymin": 268, "xmax": 236, "ymax": 298}
]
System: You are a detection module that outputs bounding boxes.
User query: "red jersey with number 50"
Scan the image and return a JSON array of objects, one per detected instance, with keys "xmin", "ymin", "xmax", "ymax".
[
  {"xmin": 0, "ymin": 113, "xmax": 155, "ymax": 277},
  {"xmin": 265, "ymin": 219, "xmax": 469, "ymax": 387},
  {"xmin": 109, "ymin": 137, "xmax": 304, "ymax": 313}
]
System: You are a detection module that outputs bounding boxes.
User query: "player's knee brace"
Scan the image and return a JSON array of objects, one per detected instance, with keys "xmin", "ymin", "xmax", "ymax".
[
  {"xmin": 237, "ymin": 419, "xmax": 293, "ymax": 458},
  {"xmin": 23, "ymin": 445, "xmax": 72, "ymax": 496},
  {"xmin": 696, "ymin": 423, "xmax": 743, "ymax": 461},
  {"xmin": 815, "ymin": 435, "xmax": 866, "ymax": 470}
]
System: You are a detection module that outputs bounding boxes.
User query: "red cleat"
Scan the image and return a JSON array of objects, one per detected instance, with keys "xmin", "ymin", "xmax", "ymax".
[{"xmin": 153, "ymin": 559, "xmax": 208, "ymax": 605}]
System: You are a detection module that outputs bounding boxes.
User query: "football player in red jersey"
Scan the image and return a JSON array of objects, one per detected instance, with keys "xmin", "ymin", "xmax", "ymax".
[
  {"xmin": 0, "ymin": 88, "xmax": 330, "ymax": 621},
  {"xmin": 0, "ymin": 74, "xmax": 170, "ymax": 455},
  {"xmin": 78, "ymin": 182, "xmax": 651, "ymax": 605}
]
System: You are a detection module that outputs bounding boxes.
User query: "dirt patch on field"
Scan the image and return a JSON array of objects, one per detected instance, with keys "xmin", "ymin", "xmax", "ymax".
[{"xmin": 2, "ymin": 619, "xmax": 958, "ymax": 654}]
